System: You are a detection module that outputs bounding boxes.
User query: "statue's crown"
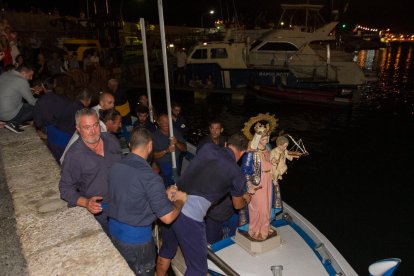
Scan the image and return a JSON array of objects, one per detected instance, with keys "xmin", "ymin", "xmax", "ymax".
[{"xmin": 254, "ymin": 122, "xmax": 270, "ymax": 136}]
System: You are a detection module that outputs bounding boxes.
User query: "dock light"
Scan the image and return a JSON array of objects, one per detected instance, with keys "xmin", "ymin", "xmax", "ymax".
[
  {"xmin": 315, "ymin": 243, "xmax": 331, "ymax": 264},
  {"xmin": 271, "ymin": 265, "xmax": 283, "ymax": 276}
]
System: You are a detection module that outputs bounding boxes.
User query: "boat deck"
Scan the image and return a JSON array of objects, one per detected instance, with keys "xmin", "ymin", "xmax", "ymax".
[{"xmin": 208, "ymin": 224, "xmax": 328, "ymax": 276}]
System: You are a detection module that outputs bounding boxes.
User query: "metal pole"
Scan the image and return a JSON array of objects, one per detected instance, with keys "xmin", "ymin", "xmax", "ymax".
[
  {"xmin": 140, "ymin": 18, "xmax": 154, "ymax": 123},
  {"xmin": 157, "ymin": 0, "xmax": 177, "ymax": 170}
]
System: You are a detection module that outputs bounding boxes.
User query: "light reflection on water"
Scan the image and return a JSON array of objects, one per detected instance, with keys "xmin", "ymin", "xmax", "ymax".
[{"xmin": 356, "ymin": 43, "xmax": 414, "ymax": 93}]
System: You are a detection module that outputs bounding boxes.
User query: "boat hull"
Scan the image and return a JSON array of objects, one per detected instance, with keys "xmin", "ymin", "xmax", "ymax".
[{"xmin": 252, "ymin": 83, "xmax": 354, "ymax": 105}]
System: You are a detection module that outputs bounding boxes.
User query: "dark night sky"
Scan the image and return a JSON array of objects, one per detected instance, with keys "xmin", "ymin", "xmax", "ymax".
[{"xmin": 2, "ymin": 0, "xmax": 413, "ymax": 32}]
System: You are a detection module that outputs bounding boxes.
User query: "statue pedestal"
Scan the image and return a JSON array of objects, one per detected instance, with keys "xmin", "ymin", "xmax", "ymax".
[{"xmin": 233, "ymin": 226, "xmax": 281, "ymax": 256}]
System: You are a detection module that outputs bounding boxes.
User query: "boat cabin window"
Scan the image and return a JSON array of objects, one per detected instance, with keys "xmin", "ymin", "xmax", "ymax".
[
  {"xmin": 257, "ymin": 42, "xmax": 298, "ymax": 52},
  {"xmin": 250, "ymin": 40, "xmax": 263, "ymax": 50},
  {"xmin": 191, "ymin": 49, "xmax": 208, "ymax": 59},
  {"xmin": 211, "ymin": 48, "xmax": 228, "ymax": 59}
]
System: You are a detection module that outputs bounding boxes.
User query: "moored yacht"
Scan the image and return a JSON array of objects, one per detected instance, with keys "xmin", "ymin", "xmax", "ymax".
[{"xmin": 186, "ymin": 4, "xmax": 367, "ymax": 104}]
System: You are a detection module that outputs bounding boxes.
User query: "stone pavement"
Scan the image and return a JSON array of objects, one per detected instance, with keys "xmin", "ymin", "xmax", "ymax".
[
  {"xmin": 0, "ymin": 151, "xmax": 27, "ymax": 276},
  {"xmin": 0, "ymin": 126, "xmax": 133, "ymax": 276}
]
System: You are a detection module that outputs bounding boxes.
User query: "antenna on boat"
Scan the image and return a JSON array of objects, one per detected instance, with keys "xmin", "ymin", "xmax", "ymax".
[{"xmin": 287, "ymin": 134, "xmax": 309, "ymax": 156}]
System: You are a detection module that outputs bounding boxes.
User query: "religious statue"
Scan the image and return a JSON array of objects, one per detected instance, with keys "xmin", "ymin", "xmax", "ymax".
[{"xmin": 241, "ymin": 113, "xmax": 278, "ymax": 241}]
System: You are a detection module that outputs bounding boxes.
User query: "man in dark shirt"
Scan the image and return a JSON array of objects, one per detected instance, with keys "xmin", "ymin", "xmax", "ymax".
[
  {"xmin": 133, "ymin": 104, "xmax": 156, "ymax": 132},
  {"xmin": 108, "ymin": 128, "xmax": 187, "ymax": 275},
  {"xmin": 47, "ymin": 88, "xmax": 92, "ymax": 162},
  {"xmin": 171, "ymin": 102, "xmax": 187, "ymax": 137},
  {"xmin": 156, "ymin": 133, "xmax": 252, "ymax": 276},
  {"xmin": 100, "ymin": 108, "xmax": 122, "ymax": 134},
  {"xmin": 33, "ymin": 76, "xmax": 69, "ymax": 133},
  {"xmin": 152, "ymin": 114, "xmax": 187, "ymax": 187},
  {"xmin": 33, "ymin": 77, "xmax": 70, "ymax": 161},
  {"xmin": 56, "ymin": 88, "xmax": 92, "ymax": 135},
  {"xmin": 196, "ymin": 120, "xmax": 234, "ymax": 244},
  {"xmin": 59, "ymin": 108, "xmax": 122, "ymax": 233},
  {"xmin": 197, "ymin": 120, "xmax": 226, "ymax": 153}
]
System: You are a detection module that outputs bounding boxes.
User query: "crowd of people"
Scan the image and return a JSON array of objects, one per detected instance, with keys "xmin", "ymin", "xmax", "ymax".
[{"xmin": 0, "ymin": 23, "xmax": 302, "ymax": 276}]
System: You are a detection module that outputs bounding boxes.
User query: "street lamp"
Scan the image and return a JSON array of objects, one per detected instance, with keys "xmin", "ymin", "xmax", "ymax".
[{"xmin": 201, "ymin": 10, "xmax": 215, "ymax": 29}]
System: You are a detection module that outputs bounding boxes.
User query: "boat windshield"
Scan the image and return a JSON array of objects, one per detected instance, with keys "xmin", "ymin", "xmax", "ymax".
[
  {"xmin": 250, "ymin": 40, "xmax": 263, "ymax": 50},
  {"xmin": 256, "ymin": 42, "xmax": 298, "ymax": 52}
]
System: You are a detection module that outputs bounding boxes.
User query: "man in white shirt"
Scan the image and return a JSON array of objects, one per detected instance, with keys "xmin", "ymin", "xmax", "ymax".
[{"xmin": 175, "ymin": 48, "xmax": 187, "ymax": 86}]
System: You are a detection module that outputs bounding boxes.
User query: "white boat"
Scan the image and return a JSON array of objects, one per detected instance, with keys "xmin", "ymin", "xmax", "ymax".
[
  {"xmin": 169, "ymin": 144, "xmax": 401, "ymax": 276},
  {"xmin": 185, "ymin": 4, "xmax": 367, "ymax": 101},
  {"xmin": 152, "ymin": 3, "xmax": 400, "ymax": 275}
]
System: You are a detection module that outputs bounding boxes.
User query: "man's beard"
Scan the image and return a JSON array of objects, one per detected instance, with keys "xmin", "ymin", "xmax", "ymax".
[{"xmin": 83, "ymin": 135, "xmax": 100, "ymax": 144}]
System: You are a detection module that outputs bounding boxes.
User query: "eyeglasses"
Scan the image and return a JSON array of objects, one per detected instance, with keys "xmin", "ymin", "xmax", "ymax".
[{"xmin": 80, "ymin": 122, "xmax": 99, "ymax": 131}]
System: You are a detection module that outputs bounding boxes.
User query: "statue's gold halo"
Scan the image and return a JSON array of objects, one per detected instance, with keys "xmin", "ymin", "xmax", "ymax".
[{"xmin": 242, "ymin": 113, "xmax": 278, "ymax": 140}]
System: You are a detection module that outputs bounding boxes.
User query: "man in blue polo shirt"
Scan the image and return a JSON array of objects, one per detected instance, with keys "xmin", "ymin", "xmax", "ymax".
[
  {"xmin": 59, "ymin": 108, "xmax": 122, "ymax": 233},
  {"xmin": 108, "ymin": 128, "xmax": 187, "ymax": 275},
  {"xmin": 156, "ymin": 133, "xmax": 252, "ymax": 276},
  {"xmin": 152, "ymin": 113, "xmax": 187, "ymax": 187}
]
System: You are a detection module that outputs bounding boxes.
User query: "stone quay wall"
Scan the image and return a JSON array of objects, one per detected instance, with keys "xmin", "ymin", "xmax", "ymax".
[{"xmin": 0, "ymin": 127, "xmax": 133, "ymax": 275}]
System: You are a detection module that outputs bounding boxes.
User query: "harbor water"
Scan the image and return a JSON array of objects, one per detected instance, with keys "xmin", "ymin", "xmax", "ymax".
[{"xmin": 130, "ymin": 43, "xmax": 414, "ymax": 275}]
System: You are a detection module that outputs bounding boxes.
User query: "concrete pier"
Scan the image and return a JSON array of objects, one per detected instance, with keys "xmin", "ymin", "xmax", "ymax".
[{"xmin": 0, "ymin": 127, "xmax": 133, "ymax": 275}]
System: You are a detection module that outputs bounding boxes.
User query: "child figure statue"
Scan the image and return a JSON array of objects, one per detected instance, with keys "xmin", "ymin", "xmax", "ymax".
[{"xmin": 270, "ymin": 136, "xmax": 300, "ymax": 208}]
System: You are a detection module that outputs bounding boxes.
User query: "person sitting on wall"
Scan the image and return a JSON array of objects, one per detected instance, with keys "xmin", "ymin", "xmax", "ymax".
[{"xmin": 0, "ymin": 64, "xmax": 40, "ymax": 133}]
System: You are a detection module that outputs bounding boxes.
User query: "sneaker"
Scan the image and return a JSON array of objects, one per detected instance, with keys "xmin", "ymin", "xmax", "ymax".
[
  {"xmin": 18, "ymin": 121, "xmax": 32, "ymax": 128},
  {"xmin": 5, "ymin": 122, "xmax": 24, "ymax": 133}
]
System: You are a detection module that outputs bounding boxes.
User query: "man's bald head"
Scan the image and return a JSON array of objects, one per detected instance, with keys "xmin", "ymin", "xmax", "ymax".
[{"xmin": 99, "ymin": 92, "xmax": 115, "ymax": 110}]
